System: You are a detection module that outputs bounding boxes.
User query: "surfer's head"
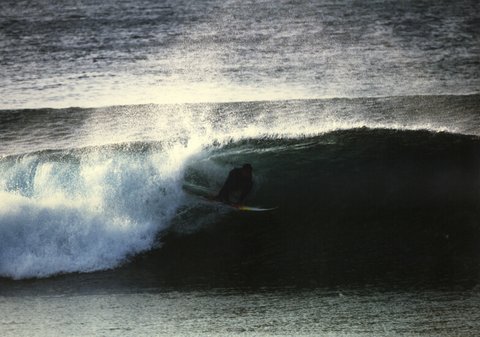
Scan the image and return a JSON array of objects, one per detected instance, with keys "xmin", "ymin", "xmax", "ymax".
[
  {"xmin": 241, "ymin": 163, "xmax": 253, "ymax": 177},
  {"xmin": 242, "ymin": 163, "xmax": 252, "ymax": 171}
]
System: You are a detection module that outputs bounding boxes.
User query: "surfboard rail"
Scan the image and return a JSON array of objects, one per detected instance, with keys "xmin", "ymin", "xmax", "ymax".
[{"xmin": 182, "ymin": 182, "xmax": 277, "ymax": 212}]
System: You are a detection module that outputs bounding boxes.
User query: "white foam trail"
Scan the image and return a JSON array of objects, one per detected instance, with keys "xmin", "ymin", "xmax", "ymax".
[{"xmin": 0, "ymin": 147, "xmax": 186, "ymax": 279}]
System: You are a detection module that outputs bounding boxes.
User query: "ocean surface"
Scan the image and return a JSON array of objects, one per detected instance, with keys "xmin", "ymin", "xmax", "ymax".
[{"xmin": 1, "ymin": 0, "xmax": 480, "ymax": 336}]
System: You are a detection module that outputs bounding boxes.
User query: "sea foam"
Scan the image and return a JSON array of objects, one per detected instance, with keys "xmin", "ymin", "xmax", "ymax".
[{"xmin": 0, "ymin": 146, "xmax": 185, "ymax": 279}]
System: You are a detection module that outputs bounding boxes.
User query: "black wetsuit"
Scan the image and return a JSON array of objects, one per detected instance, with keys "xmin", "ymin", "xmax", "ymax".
[{"xmin": 217, "ymin": 168, "xmax": 253, "ymax": 203}]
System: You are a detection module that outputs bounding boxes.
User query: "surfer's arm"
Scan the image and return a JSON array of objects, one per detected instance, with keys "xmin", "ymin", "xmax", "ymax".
[
  {"xmin": 216, "ymin": 170, "xmax": 235, "ymax": 202},
  {"xmin": 238, "ymin": 181, "xmax": 253, "ymax": 203}
]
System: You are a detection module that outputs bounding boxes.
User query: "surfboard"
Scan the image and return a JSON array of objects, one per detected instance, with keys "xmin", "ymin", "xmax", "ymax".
[
  {"xmin": 233, "ymin": 205, "xmax": 277, "ymax": 212},
  {"xmin": 182, "ymin": 182, "xmax": 277, "ymax": 212}
]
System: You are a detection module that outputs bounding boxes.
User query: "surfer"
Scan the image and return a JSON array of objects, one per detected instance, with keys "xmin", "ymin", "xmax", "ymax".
[{"xmin": 216, "ymin": 163, "xmax": 253, "ymax": 205}]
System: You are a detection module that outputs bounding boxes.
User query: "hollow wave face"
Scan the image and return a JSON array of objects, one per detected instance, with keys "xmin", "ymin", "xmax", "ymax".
[
  {"xmin": 163, "ymin": 129, "xmax": 480, "ymax": 286},
  {"xmin": 0, "ymin": 145, "xmax": 185, "ymax": 279}
]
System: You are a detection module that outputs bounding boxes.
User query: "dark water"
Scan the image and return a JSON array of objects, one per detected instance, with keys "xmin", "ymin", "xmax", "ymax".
[
  {"xmin": 1, "ymin": 0, "xmax": 480, "ymax": 335},
  {"xmin": 169, "ymin": 128, "xmax": 480, "ymax": 287}
]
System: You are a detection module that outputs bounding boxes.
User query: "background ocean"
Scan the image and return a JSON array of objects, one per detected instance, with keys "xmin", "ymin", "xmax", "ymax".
[{"xmin": 1, "ymin": 0, "xmax": 480, "ymax": 336}]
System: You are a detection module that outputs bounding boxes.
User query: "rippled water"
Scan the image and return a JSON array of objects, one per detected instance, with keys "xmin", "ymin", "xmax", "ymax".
[
  {"xmin": 1, "ymin": 0, "xmax": 479, "ymax": 108},
  {"xmin": 2, "ymin": 286, "xmax": 480, "ymax": 337}
]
